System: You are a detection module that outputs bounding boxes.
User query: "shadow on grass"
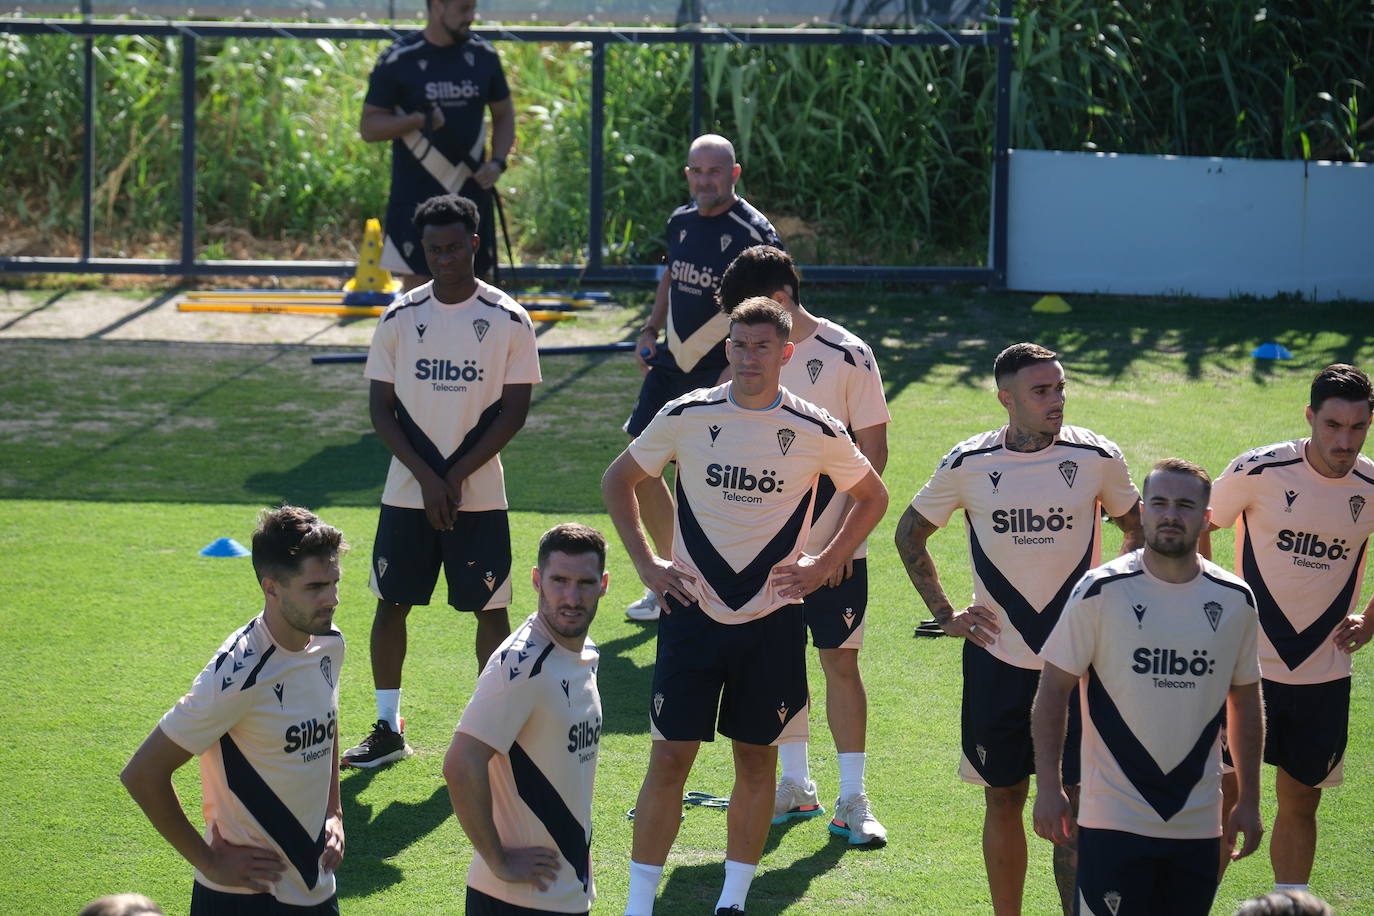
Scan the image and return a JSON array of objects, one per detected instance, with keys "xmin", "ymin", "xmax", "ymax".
[
  {"xmin": 592, "ymin": 623, "xmax": 659, "ymax": 736},
  {"xmin": 656, "ymin": 816, "xmax": 854, "ymax": 914},
  {"xmin": 336, "ymin": 765, "xmax": 454, "ymax": 899},
  {"xmin": 245, "ymin": 433, "xmax": 391, "ymax": 508}
]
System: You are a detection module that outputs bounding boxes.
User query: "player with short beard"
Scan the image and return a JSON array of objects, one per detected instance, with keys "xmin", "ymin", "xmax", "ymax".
[
  {"xmin": 1032, "ymin": 459, "xmax": 1264, "ymax": 916},
  {"xmin": 1203, "ymin": 363, "xmax": 1374, "ymax": 895},
  {"xmin": 445, "ymin": 523, "xmax": 609, "ymax": 915},
  {"xmin": 894, "ymin": 342, "xmax": 1142, "ymax": 915},
  {"xmin": 121, "ymin": 506, "xmax": 347, "ymax": 915}
]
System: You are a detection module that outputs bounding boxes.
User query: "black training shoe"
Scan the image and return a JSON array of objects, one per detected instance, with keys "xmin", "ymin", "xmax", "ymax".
[
  {"xmin": 341, "ymin": 718, "xmax": 414, "ymax": 768},
  {"xmin": 715, "ymin": 908, "xmax": 744, "ymax": 915}
]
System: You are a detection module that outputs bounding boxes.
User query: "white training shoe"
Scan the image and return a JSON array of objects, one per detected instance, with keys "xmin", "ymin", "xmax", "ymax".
[
  {"xmin": 625, "ymin": 588, "xmax": 661, "ymax": 622},
  {"xmin": 772, "ymin": 776, "xmax": 825, "ymax": 825},
  {"xmin": 829, "ymin": 792, "xmax": 887, "ymax": 846}
]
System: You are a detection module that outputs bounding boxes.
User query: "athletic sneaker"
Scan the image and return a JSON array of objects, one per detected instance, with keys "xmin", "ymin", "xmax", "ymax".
[
  {"xmin": 341, "ymin": 718, "xmax": 413, "ymax": 768},
  {"xmin": 715, "ymin": 908, "xmax": 744, "ymax": 915},
  {"xmin": 828, "ymin": 792, "xmax": 887, "ymax": 847},
  {"xmin": 625, "ymin": 588, "xmax": 661, "ymax": 622},
  {"xmin": 772, "ymin": 776, "xmax": 825, "ymax": 825}
]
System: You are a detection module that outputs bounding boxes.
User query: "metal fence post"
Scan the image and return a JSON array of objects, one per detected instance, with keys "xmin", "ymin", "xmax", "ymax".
[
  {"xmin": 181, "ymin": 32, "xmax": 197, "ymax": 270},
  {"xmin": 588, "ymin": 38, "xmax": 605, "ymax": 275}
]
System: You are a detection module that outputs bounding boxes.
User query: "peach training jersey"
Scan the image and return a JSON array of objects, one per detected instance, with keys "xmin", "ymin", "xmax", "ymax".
[
  {"xmin": 159, "ymin": 616, "xmax": 344, "ymax": 907},
  {"xmin": 456, "ymin": 614, "xmax": 601, "ymax": 912},
  {"xmin": 1210, "ymin": 439, "xmax": 1374, "ymax": 685},
  {"xmin": 629, "ymin": 382, "xmax": 874, "ymax": 624},
  {"xmin": 911, "ymin": 425, "xmax": 1140, "ymax": 669},
  {"xmin": 364, "ymin": 279, "xmax": 541, "ymax": 511},
  {"xmin": 780, "ymin": 317, "xmax": 891, "ymax": 558},
  {"xmin": 1043, "ymin": 551, "xmax": 1259, "ymax": 840}
]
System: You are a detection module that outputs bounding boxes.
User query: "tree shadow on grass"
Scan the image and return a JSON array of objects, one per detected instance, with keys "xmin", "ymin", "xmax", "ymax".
[
  {"xmin": 244, "ymin": 433, "xmax": 391, "ymax": 508},
  {"xmin": 336, "ymin": 765, "xmax": 454, "ymax": 899},
  {"xmin": 590, "ymin": 623, "xmax": 658, "ymax": 737}
]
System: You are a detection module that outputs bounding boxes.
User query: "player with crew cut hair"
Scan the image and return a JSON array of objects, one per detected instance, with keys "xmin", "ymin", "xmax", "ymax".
[
  {"xmin": 895, "ymin": 342, "xmax": 1142, "ymax": 915},
  {"xmin": 604, "ymin": 298, "xmax": 888, "ymax": 916},
  {"xmin": 717, "ymin": 244, "xmax": 893, "ymax": 846},
  {"xmin": 1203, "ymin": 363, "xmax": 1374, "ymax": 896},
  {"xmin": 121, "ymin": 506, "xmax": 348, "ymax": 915},
  {"xmin": 1032, "ymin": 458, "xmax": 1264, "ymax": 916},
  {"xmin": 345, "ymin": 190, "xmax": 542, "ymax": 769}
]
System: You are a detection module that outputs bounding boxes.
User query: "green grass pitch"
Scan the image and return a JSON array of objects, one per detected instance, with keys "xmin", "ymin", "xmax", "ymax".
[{"xmin": 1, "ymin": 286, "xmax": 1372, "ymax": 914}]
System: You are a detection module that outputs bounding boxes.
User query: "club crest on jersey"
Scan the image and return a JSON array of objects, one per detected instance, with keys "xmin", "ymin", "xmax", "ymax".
[
  {"xmin": 679, "ymin": 229, "xmax": 687, "ymax": 243},
  {"xmin": 403, "ymin": 240, "xmax": 415, "ymax": 258},
  {"xmin": 376, "ymin": 556, "xmax": 389, "ymax": 578},
  {"xmin": 653, "ymin": 692, "xmax": 665, "ymax": 716},
  {"xmin": 1132, "ymin": 603, "xmax": 1147, "ymax": 627},
  {"xmin": 464, "ymin": 50, "xmax": 475, "ymax": 67},
  {"xmin": 720, "ymin": 234, "xmax": 732, "ymax": 253},
  {"xmin": 320, "ymin": 656, "xmax": 334, "ymax": 687},
  {"xmin": 988, "ymin": 471, "xmax": 1002, "ymax": 492},
  {"xmin": 274, "ymin": 683, "xmax": 285, "ymax": 706},
  {"xmin": 1284, "ymin": 489, "xmax": 1299, "ymax": 510},
  {"xmin": 776, "ymin": 702, "xmax": 789, "ymax": 723},
  {"xmin": 776, "ymin": 428, "xmax": 796, "ymax": 455},
  {"xmin": 1103, "ymin": 891, "xmax": 1122, "ymax": 916},
  {"xmin": 709, "ymin": 424, "xmax": 722, "ymax": 445},
  {"xmin": 1352, "ymin": 495, "xmax": 1366, "ymax": 524},
  {"xmin": 1058, "ymin": 460, "xmax": 1078, "ymax": 488},
  {"xmin": 806, "ymin": 358, "xmax": 823, "ymax": 383},
  {"xmin": 1203, "ymin": 601, "xmax": 1223, "ymax": 632},
  {"xmin": 976, "ymin": 744, "xmax": 987, "ymax": 765},
  {"xmin": 473, "ymin": 318, "xmax": 490, "ymax": 342},
  {"xmin": 418, "ymin": 59, "xmax": 428, "ymax": 71},
  {"xmin": 484, "ymin": 570, "xmax": 496, "ymax": 590}
]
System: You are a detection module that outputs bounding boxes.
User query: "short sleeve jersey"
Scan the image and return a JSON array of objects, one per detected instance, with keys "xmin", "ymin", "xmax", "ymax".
[
  {"xmin": 364, "ymin": 279, "xmax": 541, "ymax": 511},
  {"xmin": 663, "ymin": 199, "xmax": 781, "ymax": 374},
  {"xmin": 779, "ymin": 317, "xmax": 891, "ymax": 558},
  {"xmin": 1209, "ymin": 438, "xmax": 1374, "ymax": 685},
  {"xmin": 159, "ymin": 616, "xmax": 344, "ymax": 907},
  {"xmin": 910, "ymin": 425, "xmax": 1140, "ymax": 670},
  {"xmin": 1042, "ymin": 552, "xmax": 1259, "ymax": 840},
  {"xmin": 456, "ymin": 614, "xmax": 601, "ymax": 913},
  {"xmin": 365, "ymin": 34, "xmax": 510, "ymax": 205},
  {"xmin": 629, "ymin": 382, "xmax": 874, "ymax": 624}
]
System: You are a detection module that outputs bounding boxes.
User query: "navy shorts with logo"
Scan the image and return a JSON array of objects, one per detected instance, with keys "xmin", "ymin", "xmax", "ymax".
[
  {"xmin": 369, "ymin": 506, "xmax": 513, "ymax": 611},
  {"xmin": 649, "ymin": 597, "xmax": 808, "ymax": 746},
  {"xmin": 624, "ymin": 344, "xmax": 726, "ymax": 436},
  {"xmin": 961, "ymin": 640, "xmax": 1081, "ymax": 787},
  {"xmin": 1074, "ymin": 827, "xmax": 1220, "ymax": 916},
  {"xmin": 1263, "ymin": 676, "xmax": 1349, "ymax": 787},
  {"xmin": 801, "ymin": 558, "xmax": 867, "ymax": 650}
]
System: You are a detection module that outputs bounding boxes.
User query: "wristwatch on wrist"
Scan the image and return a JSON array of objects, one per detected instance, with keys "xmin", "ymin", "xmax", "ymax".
[{"xmin": 639, "ymin": 324, "xmax": 659, "ymax": 337}]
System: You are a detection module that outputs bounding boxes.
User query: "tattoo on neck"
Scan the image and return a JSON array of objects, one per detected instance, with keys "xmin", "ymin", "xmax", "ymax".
[{"xmin": 1007, "ymin": 430, "xmax": 1053, "ymax": 453}]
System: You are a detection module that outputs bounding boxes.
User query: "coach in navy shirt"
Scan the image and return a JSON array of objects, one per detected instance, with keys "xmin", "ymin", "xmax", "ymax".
[{"xmin": 621, "ymin": 134, "xmax": 783, "ymax": 623}]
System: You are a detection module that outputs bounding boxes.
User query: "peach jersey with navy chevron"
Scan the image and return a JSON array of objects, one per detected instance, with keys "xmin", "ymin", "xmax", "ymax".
[
  {"xmin": 780, "ymin": 317, "xmax": 891, "ymax": 559},
  {"xmin": 1210, "ymin": 439, "xmax": 1374, "ymax": 685},
  {"xmin": 364, "ymin": 279, "xmax": 541, "ymax": 511},
  {"xmin": 910, "ymin": 425, "xmax": 1140, "ymax": 669},
  {"xmin": 1043, "ymin": 551, "xmax": 1259, "ymax": 840},
  {"xmin": 159, "ymin": 616, "xmax": 345, "ymax": 906},
  {"xmin": 628, "ymin": 382, "xmax": 874, "ymax": 624},
  {"xmin": 457, "ymin": 613, "xmax": 601, "ymax": 912}
]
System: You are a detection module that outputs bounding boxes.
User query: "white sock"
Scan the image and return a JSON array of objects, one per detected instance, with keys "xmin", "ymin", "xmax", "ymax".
[
  {"xmin": 1275, "ymin": 883, "xmax": 1309, "ymax": 894},
  {"xmin": 375, "ymin": 689, "xmax": 401, "ymax": 732},
  {"xmin": 715, "ymin": 859, "xmax": 757, "ymax": 913},
  {"xmin": 838, "ymin": 751, "xmax": 866, "ymax": 799},
  {"xmin": 625, "ymin": 861, "xmax": 664, "ymax": 915},
  {"xmin": 779, "ymin": 741, "xmax": 811, "ymax": 784}
]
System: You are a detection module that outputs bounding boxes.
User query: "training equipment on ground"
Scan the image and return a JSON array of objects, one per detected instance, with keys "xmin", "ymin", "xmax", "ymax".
[
  {"xmin": 177, "ymin": 302, "xmax": 574, "ymax": 321},
  {"xmin": 199, "ymin": 537, "xmax": 250, "ymax": 557},
  {"xmin": 1252, "ymin": 342, "xmax": 1294, "ymax": 359}
]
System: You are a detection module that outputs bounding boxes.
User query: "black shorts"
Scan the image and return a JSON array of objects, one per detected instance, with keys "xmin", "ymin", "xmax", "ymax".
[
  {"xmin": 465, "ymin": 885, "xmax": 587, "ymax": 916},
  {"xmin": 649, "ymin": 597, "xmax": 809, "ymax": 745},
  {"xmin": 1263, "ymin": 677, "xmax": 1349, "ymax": 788},
  {"xmin": 191, "ymin": 883, "xmax": 338, "ymax": 915},
  {"xmin": 1074, "ymin": 827, "xmax": 1220, "ymax": 916},
  {"xmin": 801, "ymin": 557, "xmax": 867, "ymax": 650},
  {"xmin": 369, "ymin": 506, "xmax": 512, "ymax": 611},
  {"xmin": 960, "ymin": 641, "xmax": 1081, "ymax": 787},
  {"xmin": 623, "ymin": 345, "xmax": 726, "ymax": 437}
]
